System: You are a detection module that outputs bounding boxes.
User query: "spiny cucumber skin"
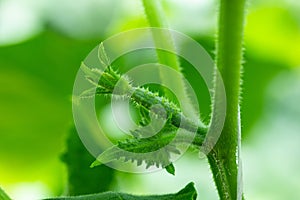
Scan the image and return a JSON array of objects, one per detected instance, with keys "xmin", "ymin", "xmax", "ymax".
[
  {"xmin": 131, "ymin": 87, "xmax": 207, "ymax": 137},
  {"xmin": 85, "ymin": 66, "xmax": 207, "ymax": 171},
  {"xmin": 86, "ymin": 66, "xmax": 207, "ymax": 146}
]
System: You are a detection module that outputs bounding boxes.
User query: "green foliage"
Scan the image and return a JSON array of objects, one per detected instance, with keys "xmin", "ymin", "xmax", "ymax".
[
  {"xmin": 0, "ymin": 1, "xmax": 247, "ymax": 199},
  {"xmin": 44, "ymin": 182, "xmax": 197, "ymax": 200},
  {"xmin": 0, "ymin": 30, "xmax": 100, "ymax": 192},
  {"xmin": 1, "ymin": 0, "xmax": 298, "ymax": 198},
  {"xmin": 0, "ymin": 187, "xmax": 11, "ymax": 200},
  {"xmin": 90, "ymin": 120, "xmax": 180, "ymax": 171},
  {"xmin": 64, "ymin": 0, "xmax": 245, "ymax": 200},
  {"xmin": 61, "ymin": 127, "xmax": 114, "ymax": 195}
]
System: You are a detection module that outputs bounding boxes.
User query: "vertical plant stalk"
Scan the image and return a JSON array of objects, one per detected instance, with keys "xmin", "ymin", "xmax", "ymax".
[
  {"xmin": 141, "ymin": 0, "xmax": 197, "ymax": 117},
  {"xmin": 208, "ymin": 0, "xmax": 246, "ymax": 199}
]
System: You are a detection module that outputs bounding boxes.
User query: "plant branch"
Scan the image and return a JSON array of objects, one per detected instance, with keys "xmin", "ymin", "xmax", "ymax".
[
  {"xmin": 208, "ymin": 0, "xmax": 246, "ymax": 199},
  {"xmin": 141, "ymin": 0, "xmax": 197, "ymax": 116}
]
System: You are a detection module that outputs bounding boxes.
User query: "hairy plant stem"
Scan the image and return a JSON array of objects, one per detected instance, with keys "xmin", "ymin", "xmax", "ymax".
[
  {"xmin": 208, "ymin": 0, "xmax": 246, "ymax": 199},
  {"xmin": 141, "ymin": 0, "xmax": 197, "ymax": 116}
]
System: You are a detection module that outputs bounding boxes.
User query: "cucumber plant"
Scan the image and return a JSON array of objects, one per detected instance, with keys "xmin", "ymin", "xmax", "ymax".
[
  {"xmin": 80, "ymin": 0, "xmax": 246, "ymax": 198},
  {"xmin": 0, "ymin": 0, "xmax": 247, "ymax": 199}
]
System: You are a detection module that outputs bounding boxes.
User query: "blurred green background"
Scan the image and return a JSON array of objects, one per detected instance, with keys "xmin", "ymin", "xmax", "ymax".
[{"xmin": 0, "ymin": 0, "xmax": 300, "ymax": 199}]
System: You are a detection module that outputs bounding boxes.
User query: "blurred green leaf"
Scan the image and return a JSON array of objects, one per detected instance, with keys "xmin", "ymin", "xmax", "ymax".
[
  {"xmin": 241, "ymin": 56, "xmax": 287, "ymax": 137},
  {"xmin": 245, "ymin": 6, "xmax": 300, "ymax": 67},
  {"xmin": 61, "ymin": 127, "xmax": 114, "ymax": 195},
  {"xmin": 0, "ymin": 29, "xmax": 100, "ymax": 192}
]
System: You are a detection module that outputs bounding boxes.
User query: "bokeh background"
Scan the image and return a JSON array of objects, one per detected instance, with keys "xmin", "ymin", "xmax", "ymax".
[{"xmin": 1, "ymin": 0, "xmax": 300, "ymax": 199}]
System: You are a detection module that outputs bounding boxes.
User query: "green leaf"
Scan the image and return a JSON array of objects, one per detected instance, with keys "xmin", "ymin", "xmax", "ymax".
[
  {"xmin": 0, "ymin": 187, "xmax": 11, "ymax": 200},
  {"xmin": 165, "ymin": 163, "xmax": 175, "ymax": 175},
  {"xmin": 61, "ymin": 127, "xmax": 115, "ymax": 195},
  {"xmin": 90, "ymin": 125, "xmax": 179, "ymax": 170},
  {"xmin": 44, "ymin": 182, "xmax": 197, "ymax": 200},
  {"xmin": 98, "ymin": 43, "xmax": 111, "ymax": 67}
]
